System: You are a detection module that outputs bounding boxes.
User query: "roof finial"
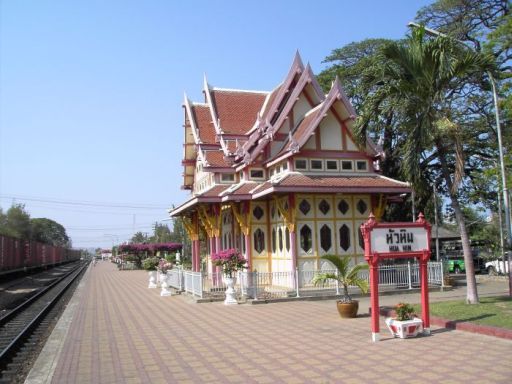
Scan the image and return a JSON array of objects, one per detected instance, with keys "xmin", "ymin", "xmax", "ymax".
[
  {"xmin": 203, "ymin": 73, "xmax": 210, "ymax": 90},
  {"xmin": 292, "ymin": 50, "xmax": 304, "ymax": 71}
]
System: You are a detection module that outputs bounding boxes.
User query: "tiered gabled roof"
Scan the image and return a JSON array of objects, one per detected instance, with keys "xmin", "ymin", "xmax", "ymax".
[{"xmin": 174, "ymin": 52, "xmax": 406, "ymax": 209}]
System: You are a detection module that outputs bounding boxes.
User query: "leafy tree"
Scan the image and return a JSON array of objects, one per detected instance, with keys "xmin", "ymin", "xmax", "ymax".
[
  {"xmin": 169, "ymin": 216, "xmax": 191, "ymax": 263},
  {"xmin": 355, "ymin": 28, "xmax": 494, "ymax": 304},
  {"xmin": 415, "ymin": 0, "xmax": 512, "ymax": 202},
  {"xmin": 0, "ymin": 204, "xmax": 32, "ymax": 239},
  {"xmin": 130, "ymin": 231, "xmax": 148, "ymax": 243},
  {"xmin": 31, "ymin": 218, "xmax": 71, "ymax": 247},
  {"xmin": 149, "ymin": 222, "xmax": 173, "ymax": 243}
]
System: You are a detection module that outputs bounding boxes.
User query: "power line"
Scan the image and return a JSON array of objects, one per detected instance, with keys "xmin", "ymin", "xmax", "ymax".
[{"xmin": 0, "ymin": 195, "xmax": 170, "ymax": 210}]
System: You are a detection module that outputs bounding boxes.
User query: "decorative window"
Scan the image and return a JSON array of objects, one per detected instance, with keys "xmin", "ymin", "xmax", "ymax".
[
  {"xmin": 250, "ymin": 169, "xmax": 264, "ymax": 179},
  {"xmin": 254, "ymin": 229, "xmax": 265, "ymax": 253},
  {"xmin": 356, "ymin": 160, "xmax": 368, "ymax": 171},
  {"xmin": 285, "ymin": 227, "xmax": 290, "ymax": 251},
  {"xmin": 295, "ymin": 159, "xmax": 307, "ymax": 170},
  {"xmin": 253, "ymin": 206, "xmax": 264, "ymax": 220},
  {"xmin": 320, "ymin": 225, "xmax": 332, "ymax": 252},
  {"xmin": 269, "ymin": 168, "xmax": 275, "ymax": 177},
  {"xmin": 221, "ymin": 173, "xmax": 235, "ymax": 182},
  {"xmin": 300, "ymin": 225, "xmax": 312, "ymax": 253},
  {"xmin": 358, "ymin": 228, "xmax": 364, "ymax": 249},
  {"xmin": 299, "ymin": 199, "xmax": 311, "ymax": 215},
  {"xmin": 310, "ymin": 159, "xmax": 323, "ymax": 170},
  {"xmin": 356, "ymin": 199, "xmax": 368, "ymax": 215},
  {"xmin": 318, "ymin": 199, "xmax": 330, "ymax": 215},
  {"xmin": 341, "ymin": 160, "xmax": 353, "ymax": 170},
  {"xmin": 338, "ymin": 199, "xmax": 349, "ymax": 215},
  {"xmin": 272, "ymin": 228, "xmax": 276, "ymax": 253},
  {"xmin": 239, "ymin": 171, "xmax": 244, "ymax": 180},
  {"xmin": 339, "ymin": 225, "xmax": 351, "ymax": 251},
  {"xmin": 326, "ymin": 160, "xmax": 338, "ymax": 171},
  {"xmin": 278, "ymin": 227, "xmax": 283, "ymax": 252},
  {"xmin": 283, "ymin": 162, "xmax": 288, "ymax": 170}
]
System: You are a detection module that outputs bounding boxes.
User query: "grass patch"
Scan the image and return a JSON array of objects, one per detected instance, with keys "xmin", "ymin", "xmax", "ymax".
[{"xmin": 413, "ymin": 296, "xmax": 512, "ymax": 329}]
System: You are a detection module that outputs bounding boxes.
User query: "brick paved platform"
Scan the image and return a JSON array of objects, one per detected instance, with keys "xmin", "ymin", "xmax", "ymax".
[{"xmin": 29, "ymin": 261, "xmax": 512, "ymax": 383}]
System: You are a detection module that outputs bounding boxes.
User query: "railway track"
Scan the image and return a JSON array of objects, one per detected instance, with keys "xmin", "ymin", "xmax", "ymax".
[{"xmin": 0, "ymin": 261, "xmax": 88, "ymax": 383}]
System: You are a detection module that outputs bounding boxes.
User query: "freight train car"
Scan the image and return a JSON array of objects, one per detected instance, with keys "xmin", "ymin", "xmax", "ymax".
[{"xmin": 0, "ymin": 234, "xmax": 81, "ymax": 273}]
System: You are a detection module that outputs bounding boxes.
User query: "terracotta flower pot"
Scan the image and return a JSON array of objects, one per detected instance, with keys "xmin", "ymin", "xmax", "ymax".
[{"xmin": 336, "ymin": 300, "xmax": 359, "ymax": 318}]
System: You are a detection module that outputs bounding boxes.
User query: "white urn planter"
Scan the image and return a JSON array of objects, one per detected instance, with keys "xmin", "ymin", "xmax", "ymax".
[
  {"xmin": 148, "ymin": 271, "xmax": 158, "ymax": 288},
  {"xmin": 160, "ymin": 273, "xmax": 172, "ymax": 297},
  {"xmin": 222, "ymin": 275, "xmax": 238, "ymax": 305},
  {"xmin": 385, "ymin": 317, "xmax": 423, "ymax": 339},
  {"xmin": 158, "ymin": 272, "xmax": 167, "ymax": 288}
]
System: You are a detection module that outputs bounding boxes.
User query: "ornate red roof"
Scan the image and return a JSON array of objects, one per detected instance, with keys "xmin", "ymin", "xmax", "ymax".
[
  {"xmin": 204, "ymin": 151, "xmax": 230, "ymax": 168},
  {"xmin": 192, "ymin": 104, "xmax": 216, "ymax": 144},
  {"xmin": 210, "ymin": 89, "xmax": 267, "ymax": 135}
]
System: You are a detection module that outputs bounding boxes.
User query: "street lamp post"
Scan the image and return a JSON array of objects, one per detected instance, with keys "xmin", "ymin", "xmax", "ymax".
[{"xmin": 407, "ymin": 22, "xmax": 512, "ymax": 295}]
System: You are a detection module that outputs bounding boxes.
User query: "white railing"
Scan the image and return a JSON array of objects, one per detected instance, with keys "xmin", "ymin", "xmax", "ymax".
[
  {"xmin": 167, "ymin": 268, "xmax": 183, "ymax": 291},
  {"xmin": 183, "ymin": 270, "xmax": 203, "ymax": 298},
  {"xmin": 173, "ymin": 262, "xmax": 444, "ymax": 299}
]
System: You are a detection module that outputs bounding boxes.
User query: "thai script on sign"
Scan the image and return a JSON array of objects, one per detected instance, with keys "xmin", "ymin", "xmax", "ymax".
[{"xmin": 386, "ymin": 229, "xmax": 413, "ymax": 252}]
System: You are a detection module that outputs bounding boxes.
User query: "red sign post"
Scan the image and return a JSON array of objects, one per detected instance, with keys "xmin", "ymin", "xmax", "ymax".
[{"xmin": 361, "ymin": 213, "xmax": 432, "ymax": 342}]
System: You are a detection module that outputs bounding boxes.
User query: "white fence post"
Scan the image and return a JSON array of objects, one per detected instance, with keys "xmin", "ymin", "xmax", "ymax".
[
  {"xmin": 295, "ymin": 267, "xmax": 300, "ymax": 298},
  {"xmin": 199, "ymin": 272, "xmax": 203, "ymax": 298},
  {"xmin": 407, "ymin": 261, "xmax": 412, "ymax": 290},
  {"xmin": 254, "ymin": 271, "xmax": 259, "ymax": 301}
]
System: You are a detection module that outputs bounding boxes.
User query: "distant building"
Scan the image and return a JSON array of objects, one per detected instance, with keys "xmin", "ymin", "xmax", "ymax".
[
  {"xmin": 170, "ymin": 53, "xmax": 410, "ymax": 273},
  {"xmin": 100, "ymin": 249, "xmax": 112, "ymax": 260}
]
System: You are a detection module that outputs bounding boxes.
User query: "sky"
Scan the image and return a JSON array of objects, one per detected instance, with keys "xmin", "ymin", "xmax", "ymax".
[{"xmin": 0, "ymin": 0, "xmax": 433, "ymax": 249}]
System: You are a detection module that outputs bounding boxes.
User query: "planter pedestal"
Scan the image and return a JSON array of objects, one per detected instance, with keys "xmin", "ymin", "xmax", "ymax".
[
  {"xmin": 148, "ymin": 271, "xmax": 157, "ymax": 288},
  {"xmin": 385, "ymin": 317, "xmax": 423, "ymax": 338},
  {"xmin": 160, "ymin": 274, "xmax": 172, "ymax": 297},
  {"xmin": 223, "ymin": 276, "xmax": 238, "ymax": 305}
]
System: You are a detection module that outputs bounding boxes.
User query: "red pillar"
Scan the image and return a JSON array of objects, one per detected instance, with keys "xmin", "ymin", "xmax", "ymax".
[
  {"xmin": 191, "ymin": 239, "xmax": 197, "ymax": 271},
  {"xmin": 194, "ymin": 240, "xmax": 201, "ymax": 272},
  {"xmin": 369, "ymin": 261, "xmax": 380, "ymax": 342},
  {"xmin": 420, "ymin": 252, "xmax": 430, "ymax": 334}
]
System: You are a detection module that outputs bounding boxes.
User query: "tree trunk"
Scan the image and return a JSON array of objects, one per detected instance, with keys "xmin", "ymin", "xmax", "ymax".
[{"xmin": 437, "ymin": 143, "xmax": 479, "ymax": 304}]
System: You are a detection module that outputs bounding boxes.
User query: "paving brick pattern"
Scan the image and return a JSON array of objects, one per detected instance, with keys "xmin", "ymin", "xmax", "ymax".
[{"xmin": 51, "ymin": 262, "xmax": 512, "ymax": 383}]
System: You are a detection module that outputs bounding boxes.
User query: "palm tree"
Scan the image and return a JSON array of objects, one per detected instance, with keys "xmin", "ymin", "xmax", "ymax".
[
  {"xmin": 312, "ymin": 254, "xmax": 369, "ymax": 303},
  {"xmin": 356, "ymin": 27, "xmax": 495, "ymax": 303}
]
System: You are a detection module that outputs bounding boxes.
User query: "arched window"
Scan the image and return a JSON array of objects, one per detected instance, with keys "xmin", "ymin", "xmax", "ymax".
[
  {"xmin": 300, "ymin": 225, "xmax": 312, "ymax": 253},
  {"xmin": 320, "ymin": 224, "xmax": 332, "ymax": 252},
  {"xmin": 339, "ymin": 225, "xmax": 350, "ymax": 251},
  {"xmin": 254, "ymin": 229, "xmax": 265, "ymax": 253}
]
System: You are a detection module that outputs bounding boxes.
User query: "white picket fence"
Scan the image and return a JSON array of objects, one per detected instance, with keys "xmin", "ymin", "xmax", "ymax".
[{"xmin": 166, "ymin": 261, "xmax": 444, "ymax": 300}]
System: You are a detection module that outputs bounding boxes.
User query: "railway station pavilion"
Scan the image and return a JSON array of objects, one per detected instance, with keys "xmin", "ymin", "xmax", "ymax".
[{"xmin": 169, "ymin": 53, "xmax": 411, "ymax": 274}]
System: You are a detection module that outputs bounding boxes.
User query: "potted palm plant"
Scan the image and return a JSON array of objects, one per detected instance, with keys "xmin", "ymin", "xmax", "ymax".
[{"xmin": 312, "ymin": 254, "xmax": 369, "ymax": 318}]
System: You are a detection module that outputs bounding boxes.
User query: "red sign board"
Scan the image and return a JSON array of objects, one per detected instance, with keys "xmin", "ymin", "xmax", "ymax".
[{"xmin": 360, "ymin": 213, "xmax": 432, "ymax": 342}]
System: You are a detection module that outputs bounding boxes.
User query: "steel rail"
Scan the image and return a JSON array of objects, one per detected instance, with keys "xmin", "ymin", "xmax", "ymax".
[
  {"xmin": 0, "ymin": 261, "xmax": 82, "ymax": 326},
  {"xmin": 0, "ymin": 261, "xmax": 88, "ymax": 367}
]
